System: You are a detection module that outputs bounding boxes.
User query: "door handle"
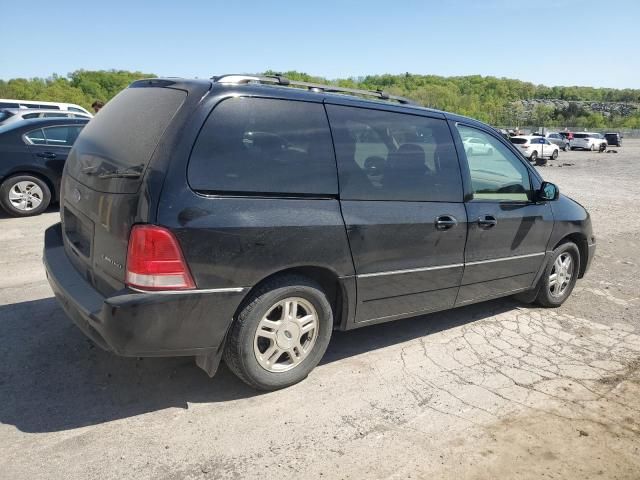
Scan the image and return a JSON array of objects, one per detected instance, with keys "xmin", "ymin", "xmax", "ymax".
[
  {"xmin": 435, "ymin": 215, "xmax": 458, "ymax": 231},
  {"xmin": 37, "ymin": 152, "xmax": 57, "ymax": 159},
  {"xmin": 478, "ymin": 215, "xmax": 497, "ymax": 229}
]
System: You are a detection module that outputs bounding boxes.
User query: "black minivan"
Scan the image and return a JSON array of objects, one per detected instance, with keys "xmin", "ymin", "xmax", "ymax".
[{"xmin": 44, "ymin": 75, "xmax": 596, "ymax": 390}]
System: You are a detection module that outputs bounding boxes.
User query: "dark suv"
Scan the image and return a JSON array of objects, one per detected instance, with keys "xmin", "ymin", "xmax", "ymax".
[{"xmin": 44, "ymin": 75, "xmax": 596, "ymax": 390}]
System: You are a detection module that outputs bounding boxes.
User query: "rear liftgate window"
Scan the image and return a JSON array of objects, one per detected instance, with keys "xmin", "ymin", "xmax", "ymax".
[
  {"xmin": 66, "ymin": 87, "xmax": 186, "ymax": 192},
  {"xmin": 188, "ymin": 97, "xmax": 338, "ymax": 195}
]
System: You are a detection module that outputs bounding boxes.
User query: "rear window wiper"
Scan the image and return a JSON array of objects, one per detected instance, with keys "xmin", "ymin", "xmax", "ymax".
[
  {"xmin": 81, "ymin": 164, "xmax": 144, "ymax": 179},
  {"xmin": 97, "ymin": 168, "xmax": 142, "ymax": 179}
]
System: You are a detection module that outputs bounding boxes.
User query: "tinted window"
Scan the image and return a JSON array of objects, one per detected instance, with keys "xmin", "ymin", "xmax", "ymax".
[
  {"xmin": 189, "ymin": 97, "xmax": 337, "ymax": 195},
  {"xmin": 327, "ymin": 105, "xmax": 461, "ymax": 202},
  {"xmin": 25, "ymin": 128, "xmax": 47, "ymax": 145},
  {"xmin": 67, "ymin": 86, "xmax": 186, "ymax": 194},
  {"xmin": 23, "ymin": 113, "xmax": 40, "ymax": 119},
  {"xmin": 67, "ymin": 107, "xmax": 84, "ymax": 113},
  {"xmin": 574, "ymin": 133, "xmax": 589, "ymax": 139},
  {"xmin": 0, "ymin": 111, "xmax": 13, "ymax": 122},
  {"xmin": 43, "ymin": 112, "xmax": 68, "ymax": 118},
  {"xmin": 457, "ymin": 125, "xmax": 531, "ymax": 202},
  {"xmin": 43, "ymin": 126, "xmax": 83, "ymax": 146},
  {"xmin": 0, "ymin": 103, "xmax": 20, "ymax": 108},
  {"xmin": 510, "ymin": 138, "xmax": 528, "ymax": 145}
]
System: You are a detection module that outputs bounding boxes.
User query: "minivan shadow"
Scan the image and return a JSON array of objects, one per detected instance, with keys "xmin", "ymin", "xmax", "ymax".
[{"xmin": 0, "ymin": 295, "xmax": 517, "ymax": 433}]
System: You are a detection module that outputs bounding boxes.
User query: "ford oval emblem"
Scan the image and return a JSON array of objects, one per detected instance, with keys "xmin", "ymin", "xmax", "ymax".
[{"xmin": 71, "ymin": 188, "xmax": 81, "ymax": 203}]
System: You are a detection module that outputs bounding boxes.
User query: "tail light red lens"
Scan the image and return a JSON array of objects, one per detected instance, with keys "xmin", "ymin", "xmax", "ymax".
[{"xmin": 125, "ymin": 225, "xmax": 195, "ymax": 291}]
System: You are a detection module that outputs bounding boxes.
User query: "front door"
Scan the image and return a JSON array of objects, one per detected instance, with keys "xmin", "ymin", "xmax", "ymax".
[
  {"xmin": 326, "ymin": 104, "xmax": 467, "ymax": 323},
  {"xmin": 454, "ymin": 124, "xmax": 554, "ymax": 305}
]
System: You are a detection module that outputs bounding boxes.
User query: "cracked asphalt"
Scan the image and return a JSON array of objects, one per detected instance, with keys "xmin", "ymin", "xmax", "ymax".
[{"xmin": 1, "ymin": 141, "xmax": 639, "ymax": 479}]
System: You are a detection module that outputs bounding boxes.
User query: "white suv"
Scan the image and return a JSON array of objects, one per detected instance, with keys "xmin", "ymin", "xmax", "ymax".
[
  {"xmin": 570, "ymin": 132, "xmax": 607, "ymax": 151},
  {"xmin": 510, "ymin": 136, "xmax": 559, "ymax": 165}
]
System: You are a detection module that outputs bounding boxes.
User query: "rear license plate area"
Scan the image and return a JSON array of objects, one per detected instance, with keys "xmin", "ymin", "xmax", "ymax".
[{"xmin": 63, "ymin": 206, "xmax": 94, "ymax": 259}]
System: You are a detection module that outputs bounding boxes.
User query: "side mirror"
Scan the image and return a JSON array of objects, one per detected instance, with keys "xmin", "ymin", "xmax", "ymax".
[{"xmin": 538, "ymin": 181, "xmax": 559, "ymax": 201}]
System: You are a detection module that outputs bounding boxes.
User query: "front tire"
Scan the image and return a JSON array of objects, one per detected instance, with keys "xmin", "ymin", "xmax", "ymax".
[
  {"xmin": 0, "ymin": 174, "xmax": 51, "ymax": 217},
  {"xmin": 223, "ymin": 275, "xmax": 333, "ymax": 390},
  {"xmin": 535, "ymin": 242, "xmax": 580, "ymax": 308}
]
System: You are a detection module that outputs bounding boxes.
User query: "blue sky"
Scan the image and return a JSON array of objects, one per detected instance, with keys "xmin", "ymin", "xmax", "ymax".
[{"xmin": 2, "ymin": 0, "xmax": 639, "ymax": 88}]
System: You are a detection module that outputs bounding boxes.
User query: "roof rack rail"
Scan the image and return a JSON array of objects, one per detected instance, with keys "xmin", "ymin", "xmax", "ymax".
[{"xmin": 211, "ymin": 74, "xmax": 418, "ymax": 105}]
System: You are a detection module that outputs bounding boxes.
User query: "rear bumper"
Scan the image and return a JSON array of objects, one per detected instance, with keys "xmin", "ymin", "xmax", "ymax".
[{"xmin": 43, "ymin": 223, "xmax": 247, "ymax": 357}]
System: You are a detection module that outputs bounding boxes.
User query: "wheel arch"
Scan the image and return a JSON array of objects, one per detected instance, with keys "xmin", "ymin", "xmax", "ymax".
[
  {"xmin": 554, "ymin": 232, "xmax": 588, "ymax": 278},
  {"xmin": 235, "ymin": 265, "xmax": 350, "ymax": 329}
]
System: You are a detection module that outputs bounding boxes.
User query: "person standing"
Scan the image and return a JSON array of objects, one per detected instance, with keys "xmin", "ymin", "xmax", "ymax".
[{"xmin": 91, "ymin": 100, "xmax": 104, "ymax": 114}]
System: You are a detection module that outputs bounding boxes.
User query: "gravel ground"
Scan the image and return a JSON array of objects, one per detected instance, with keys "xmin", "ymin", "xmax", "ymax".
[{"xmin": 1, "ymin": 141, "xmax": 639, "ymax": 479}]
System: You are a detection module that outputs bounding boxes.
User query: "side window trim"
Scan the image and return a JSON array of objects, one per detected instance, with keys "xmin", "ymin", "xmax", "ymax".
[
  {"xmin": 453, "ymin": 122, "xmax": 535, "ymax": 204},
  {"xmin": 41, "ymin": 125, "xmax": 83, "ymax": 148},
  {"xmin": 22, "ymin": 128, "xmax": 46, "ymax": 145}
]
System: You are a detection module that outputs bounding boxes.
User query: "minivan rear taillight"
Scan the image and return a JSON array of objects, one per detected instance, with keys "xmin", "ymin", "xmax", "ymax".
[{"xmin": 125, "ymin": 225, "xmax": 195, "ymax": 291}]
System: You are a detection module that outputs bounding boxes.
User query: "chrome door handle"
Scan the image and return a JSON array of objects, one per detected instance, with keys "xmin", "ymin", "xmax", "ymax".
[
  {"xmin": 435, "ymin": 215, "xmax": 458, "ymax": 231},
  {"xmin": 478, "ymin": 215, "xmax": 497, "ymax": 229}
]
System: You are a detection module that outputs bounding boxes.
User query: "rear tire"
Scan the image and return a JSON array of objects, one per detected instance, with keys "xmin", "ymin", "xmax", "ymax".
[
  {"xmin": 0, "ymin": 174, "xmax": 51, "ymax": 217},
  {"xmin": 534, "ymin": 242, "xmax": 580, "ymax": 308},
  {"xmin": 530, "ymin": 151, "xmax": 538, "ymax": 163},
  {"xmin": 551, "ymin": 149, "xmax": 559, "ymax": 160},
  {"xmin": 223, "ymin": 275, "xmax": 333, "ymax": 391},
  {"xmin": 590, "ymin": 144, "xmax": 595, "ymax": 151}
]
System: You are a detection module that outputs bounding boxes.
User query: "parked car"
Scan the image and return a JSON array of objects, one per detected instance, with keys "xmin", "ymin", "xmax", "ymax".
[
  {"xmin": 604, "ymin": 132, "xmax": 622, "ymax": 147},
  {"xmin": 463, "ymin": 136, "xmax": 494, "ymax": 155},
  {"xmin": 43, "ymin": 75, "xmax": 595, "ymax": 391},
  {"xmin": 0, "ymin": 108, "xmax": 92, "ymax": 126},
  {"xmin": 0, "ymin": 117, "xmax": 89, "ymax": 216},
  {"xmin": 546, "ymin": 132, "xmax": 570, "ymax": 151},
  {"xmin": 0, "ymin": 98, "xmax": 92, "ymax": 116},
  {"xmin": 558, "ymin": 131, "xmax": 574, "ymax": 142},
  {"xmin": 570, "ymin": 132, "xmax": 607, "ymax": 151},
  {"xmin": 510, "ymin": 135, "xmax": 559, "ymax": 164}
]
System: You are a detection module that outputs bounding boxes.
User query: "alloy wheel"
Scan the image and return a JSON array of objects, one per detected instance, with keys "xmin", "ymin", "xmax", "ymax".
[
  {"xmin": 8, "ymin": 181, "xmax": 44, "ymax": 211},
  {"xmin": 549, "ymin": 253, "xmax": 573, "ymax": 297},
  {"xmin": 253, "ymin": 297, "xmax": 319, "ymax": 372}
]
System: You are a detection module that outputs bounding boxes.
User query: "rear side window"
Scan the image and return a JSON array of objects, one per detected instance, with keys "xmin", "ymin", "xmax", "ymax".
[
  {"xmin": 25, "ymin": 128, "xmax": 47, "ymax": 145},
  {"xmin": 327, "ymin": 105, "xmax": 462, "ymax": 202},
  {"xmin": 23, "ymin": 113, "xmax": 40, "ymax": 119},
  {"xmin": 43, "ymin": 126, "xmax": 83, "ymax": 146},
  {"xmin": 188, "ymin": 97, "xmax": 337, "ymax": 195}
]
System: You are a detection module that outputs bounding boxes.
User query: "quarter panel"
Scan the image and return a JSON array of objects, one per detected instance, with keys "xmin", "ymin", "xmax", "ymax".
[{"xmin": 161, "ymin": 196, "xmax": 355, "ymax": 288}]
